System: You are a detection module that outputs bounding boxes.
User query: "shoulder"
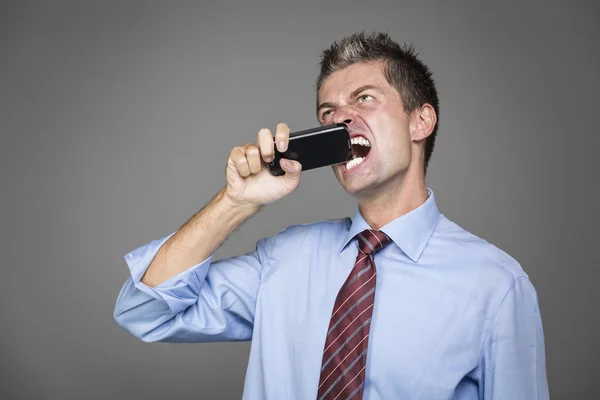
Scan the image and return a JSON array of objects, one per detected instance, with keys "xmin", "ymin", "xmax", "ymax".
[
  {"xmin": 433, "ymin": 215, "xmax": 538, "ymax": 329},
  {"xmin": 256, "ymin": 217, "xmax": 350, "ymax": 265},
  {"xmin": 433, "ymin": 214, "xmax": 528, "ymax": 282},
  {"xmin": 273, "ymin": 217, "xmax": 351, "ymax": 243}
]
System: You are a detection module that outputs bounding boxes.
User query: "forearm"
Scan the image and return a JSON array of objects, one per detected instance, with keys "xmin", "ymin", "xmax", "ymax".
[{"xmin": 141, "ymin": 188, "xmax": 261, "ymax": 287}]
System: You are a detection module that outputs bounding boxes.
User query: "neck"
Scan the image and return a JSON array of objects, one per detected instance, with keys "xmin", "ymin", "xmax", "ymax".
[{"xmin": 357, "ymin": 166, "xmax": 429, "ymax": 230}]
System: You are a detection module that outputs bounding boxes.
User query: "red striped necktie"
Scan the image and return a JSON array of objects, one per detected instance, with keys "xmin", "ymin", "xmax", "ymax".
[{"xmin": 317, "ymin": 229, "xmax": 391, "ymax": 400}]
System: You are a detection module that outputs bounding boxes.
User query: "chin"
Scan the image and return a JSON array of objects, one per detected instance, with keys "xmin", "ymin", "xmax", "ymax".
[
  {"xmin": 333, "ymin": 169, "xmax": 372, "ymax": 197},
  {"xmin": 344, "ymin": 182, "xmax": 377, "ymax": 199}
]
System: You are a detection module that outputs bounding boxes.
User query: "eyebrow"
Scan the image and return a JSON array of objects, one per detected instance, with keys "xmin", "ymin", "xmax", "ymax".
[{"xmin": 317, "ymin": 84, "xmax": 381, "ymax": 113}]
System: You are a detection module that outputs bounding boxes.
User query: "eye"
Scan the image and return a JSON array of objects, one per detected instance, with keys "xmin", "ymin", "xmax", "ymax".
[
  {"xmin": 358, "ymin": 94, "xmax": 373, "ymax": 103},
  {"xmin": 321, "ymin": 110, "xmax": 333, "ymax": 120}
]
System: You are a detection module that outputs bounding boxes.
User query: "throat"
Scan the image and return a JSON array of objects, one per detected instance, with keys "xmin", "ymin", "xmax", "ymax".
[{"xmin": 352, "ymin": 144, "xmax": 370, "ymax": 159}]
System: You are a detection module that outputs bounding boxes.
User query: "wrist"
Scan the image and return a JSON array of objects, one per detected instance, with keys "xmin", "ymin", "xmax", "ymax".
[{"xmin": 218, "ymin": 189, "xmax": 262, "ymax": 218}]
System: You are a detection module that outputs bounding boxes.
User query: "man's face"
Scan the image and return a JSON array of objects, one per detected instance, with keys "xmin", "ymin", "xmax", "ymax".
[{"xmin": 317, "ymin": 61, "xmax": 413, "ymax": 199}]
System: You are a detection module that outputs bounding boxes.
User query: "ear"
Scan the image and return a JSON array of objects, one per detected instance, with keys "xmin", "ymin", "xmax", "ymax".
[{"xmin": 410, "ymin": 103, "xmax": 437, "ymax": 142}]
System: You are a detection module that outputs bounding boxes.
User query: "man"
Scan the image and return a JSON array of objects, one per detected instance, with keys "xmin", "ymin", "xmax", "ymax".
[{"xmin": 114, "ymin": 32, "xmax": 549, "ymax": 399}]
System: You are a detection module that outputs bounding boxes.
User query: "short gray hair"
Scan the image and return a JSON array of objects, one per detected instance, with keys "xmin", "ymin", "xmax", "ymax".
[{"xmin": 316, "ymin": 32, "xmax": 439, "ymax": 174}]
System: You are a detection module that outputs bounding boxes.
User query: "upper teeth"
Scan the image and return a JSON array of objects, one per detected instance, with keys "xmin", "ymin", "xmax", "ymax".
[{"xmin": 351, "ymin": 137, "xmax": 371, "ymax": 147}]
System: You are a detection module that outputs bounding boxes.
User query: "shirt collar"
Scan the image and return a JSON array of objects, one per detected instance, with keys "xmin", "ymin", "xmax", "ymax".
[{"xmin": 338, "ymin": 188, "xmax": 441, "ymax": 262}]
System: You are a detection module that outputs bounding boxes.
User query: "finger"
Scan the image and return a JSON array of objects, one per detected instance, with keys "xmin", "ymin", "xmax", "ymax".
[
  {"xmin": 274, "ymin": 122, "xmax": 290, "ymax": 153},
  {"xmin": 257, "ymin": 128, "xmax": 274, "ymax": 162},
  {"xmin": 244, "ymin": 143, "xmax": 262, "ymax": 174},
  {"xmin": 230, "ymin": 146, "xmax": 251, "ymax": 177},
  {"xmin": 279, "ymin": 158, "xmax": 302, "ymax": 177}
]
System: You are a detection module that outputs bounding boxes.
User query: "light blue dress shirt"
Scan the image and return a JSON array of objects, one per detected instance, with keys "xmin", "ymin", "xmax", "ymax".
[{"xmin": 114, "ymin": 189, "xmax": 549, "ymax": 399}]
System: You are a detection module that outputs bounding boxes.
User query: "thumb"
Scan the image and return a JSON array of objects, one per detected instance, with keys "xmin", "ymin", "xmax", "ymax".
[{"xmin": 280, "ymin": 159, "xmax": 302, "ymax": 177}]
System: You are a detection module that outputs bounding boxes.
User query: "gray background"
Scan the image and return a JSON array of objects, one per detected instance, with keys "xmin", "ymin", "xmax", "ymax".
[{"xmin": 1, "ymin": 0, "xmax": 598, "ymax": 399}]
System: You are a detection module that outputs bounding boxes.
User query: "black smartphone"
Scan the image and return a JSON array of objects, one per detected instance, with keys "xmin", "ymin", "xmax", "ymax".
[{"xmin": 268, "ymin": 123, "xmax": 352, "ymax": 176}]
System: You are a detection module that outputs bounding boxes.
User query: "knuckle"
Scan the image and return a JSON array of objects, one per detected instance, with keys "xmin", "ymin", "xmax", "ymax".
[{"xmin": 246, "ymin": 146, "xmax": 259, "ymax": 156}]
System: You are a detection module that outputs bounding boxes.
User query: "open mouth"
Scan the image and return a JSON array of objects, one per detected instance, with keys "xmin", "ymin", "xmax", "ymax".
[{"xmin": 346, "ymin": 136, "xmax": 371, "ymax": 170}]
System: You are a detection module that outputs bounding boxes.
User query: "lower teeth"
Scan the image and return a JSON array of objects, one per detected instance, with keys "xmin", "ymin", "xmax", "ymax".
[{"xmin": 346, "ymin": 157, "xmax": 365, "ymax": 169}]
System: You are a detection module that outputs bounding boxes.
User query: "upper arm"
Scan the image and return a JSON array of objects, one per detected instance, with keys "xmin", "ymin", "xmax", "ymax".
[
  {"xmin": 114, "ymin": 234, "xmax": 274, "ymax": 343},
  {"xmin": 480, "ymin": 277, "xmax": 549, "ymax": 399}
]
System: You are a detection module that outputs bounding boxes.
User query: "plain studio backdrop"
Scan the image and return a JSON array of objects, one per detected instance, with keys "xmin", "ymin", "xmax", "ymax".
[{"xmin": 1, "ymin": 1, "xmax": 598, "ymax": 399}]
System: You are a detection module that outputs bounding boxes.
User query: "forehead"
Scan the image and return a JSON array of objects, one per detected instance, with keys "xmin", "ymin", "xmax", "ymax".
[{"xmin": 318, "ymin": 61, "xmax": 388, "ymax": 101}]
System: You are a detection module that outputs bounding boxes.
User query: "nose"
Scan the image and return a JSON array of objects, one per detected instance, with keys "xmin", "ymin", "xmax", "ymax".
[{"xmin": 332, "ymin": 106, "xmax": 354, "ymax": 125}]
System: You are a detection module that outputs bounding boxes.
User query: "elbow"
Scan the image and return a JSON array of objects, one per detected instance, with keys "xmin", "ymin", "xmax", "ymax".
[
  {"xmin": 113, "ymin": 302, "xmax": 133, "ymax": 336},
  {"xmin": 113, "ymin": 302, "xmax": 164, "ymax": 343},
  {"xmin": 113, "ymin": 278, "xmax": 164, "ymax": 343},
  {"xmin": 113, "ymin": 278, "xmax": 177, "ymax": 343},
  {"xmin": 113, "ymin": 297, "xmax": 143, "ymax": 341}
]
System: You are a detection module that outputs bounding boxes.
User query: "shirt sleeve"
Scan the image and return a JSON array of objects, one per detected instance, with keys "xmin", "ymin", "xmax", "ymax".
[
  {"xmin": 481, "ymin": 276, "xmax": 550, "ymax": 399},
  {"xmin": 113, "ymin": 232, "xmax": 273, "ymax": 343}
]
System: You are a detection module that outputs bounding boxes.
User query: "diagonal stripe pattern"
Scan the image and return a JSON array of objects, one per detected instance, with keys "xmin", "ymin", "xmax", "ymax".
[{"xmin": 317, "ymin": 229, "xmax": 391, "ymax": 400}]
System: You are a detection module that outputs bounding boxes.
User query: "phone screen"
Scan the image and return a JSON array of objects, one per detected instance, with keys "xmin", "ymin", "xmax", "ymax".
[{"xmin": 268, "ymin": 123, "xmax": 352, "ymax": 176}]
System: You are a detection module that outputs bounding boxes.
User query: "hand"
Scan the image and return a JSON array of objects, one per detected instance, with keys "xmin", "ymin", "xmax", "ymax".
[{"xmin": 224, "ymin": 123, "xmax": 302, "ymax": 207}]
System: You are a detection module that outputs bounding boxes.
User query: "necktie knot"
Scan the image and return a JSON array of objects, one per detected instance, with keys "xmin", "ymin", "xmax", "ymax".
[{"xmin": 357, "ymin": 229, "xmax": 391, "ymax": 255}]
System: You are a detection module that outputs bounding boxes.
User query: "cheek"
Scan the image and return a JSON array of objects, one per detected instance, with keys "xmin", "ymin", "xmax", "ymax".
[
  {"xmin": 359, "ymin": 107, "xmax": 383, "ymax": 132},
  {"xmin": 362, "ymin": 104, "xmax": 400, "ymax": 129},
  {"xmin": 381, "ymin": 124, "xmax": 412, "ymax": 164},
  {"xmin": 360, "ymin": 105, "xmax": 410, "ymax": 148}
]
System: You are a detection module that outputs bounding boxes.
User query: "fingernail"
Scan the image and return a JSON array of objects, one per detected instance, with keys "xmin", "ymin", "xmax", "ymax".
[
  {"xmin": 278, "ymin": 141, "xmax": 286, "ymax": 152},
  {"xmin": 265, "ymin": 157, "xmax": 273, "ymax": 163}
]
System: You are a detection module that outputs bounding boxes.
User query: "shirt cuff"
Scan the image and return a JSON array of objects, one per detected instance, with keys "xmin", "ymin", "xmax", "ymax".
[{"xmin": 123, "ymin": 232, "xmax": 213, "ymax": 314}]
